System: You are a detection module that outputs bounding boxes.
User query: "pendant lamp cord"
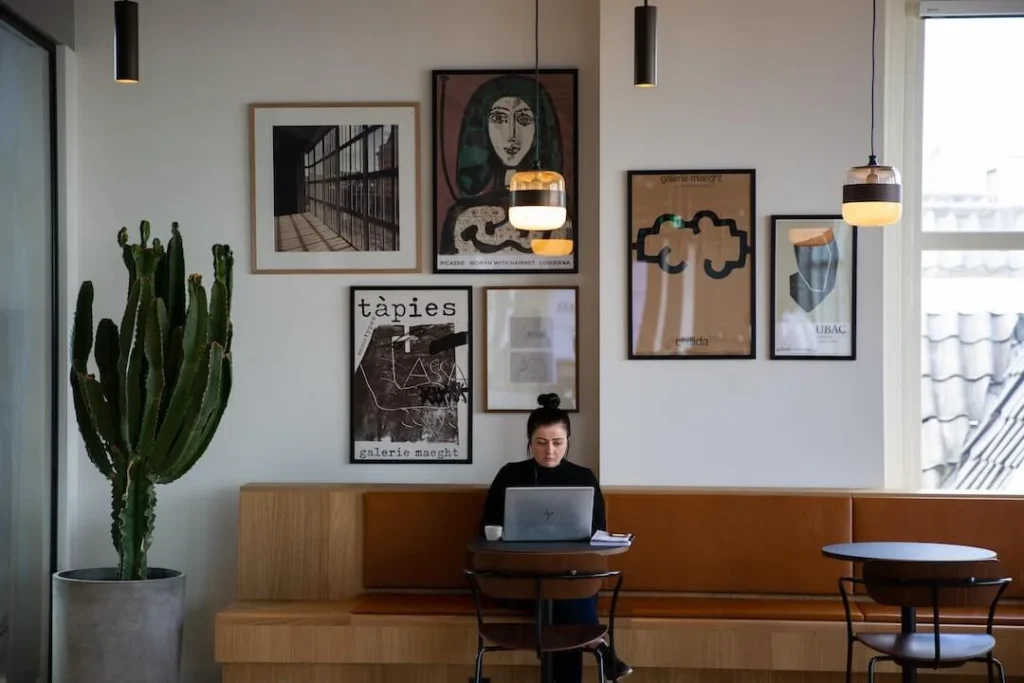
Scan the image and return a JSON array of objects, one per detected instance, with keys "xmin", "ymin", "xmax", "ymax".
[
  {"xmin": 533, "ymin": 0, "xmax": 541, "ymax": 170},
  {"xmin": 869, "ymin": 0, "xmax": 877, "ymax": 165}
]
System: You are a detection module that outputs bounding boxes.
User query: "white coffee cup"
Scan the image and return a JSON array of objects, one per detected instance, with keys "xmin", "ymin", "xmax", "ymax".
[{"xmin": 484, "ymin": 525, "xmax": 503, "ymax": 541}]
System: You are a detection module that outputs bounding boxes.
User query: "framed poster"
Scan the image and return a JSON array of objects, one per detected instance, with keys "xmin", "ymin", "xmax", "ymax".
[
  {"xmin": 349, "ymin": 286, "xmax": 472, "ymax": 463},
  {"xmin": 484, "ymin": 286, "xmax": 579, "ymax": 412},
  {"xmin": 432, "ymin": 68, "xmax": 578, "ymax": 274},
  {"xmin": 249, "ymin": 102, "xmax": 421, "ymax": 274},
  {"xmin": 627, "ymin": 169, "xmax": 756, "ymax": 359},
  {"xmin": 769, "ymin": 215, "xmax": 857, "ymax": 360}
]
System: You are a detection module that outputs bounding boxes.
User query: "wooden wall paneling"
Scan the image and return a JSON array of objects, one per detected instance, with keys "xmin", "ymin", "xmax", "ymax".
[
  {"xmin": 329, "ymin": 487, "xmax": 365, "ymax": 600},
  {"xmin": 237, "ymin": 485, "xmax": 334, "ymax": 600}
]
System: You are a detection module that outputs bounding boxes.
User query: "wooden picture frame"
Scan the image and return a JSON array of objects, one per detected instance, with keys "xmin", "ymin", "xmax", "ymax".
[
  {"xmin": 627, "ymin": 169, "xmax": 757, "ymax": 359},
  {"xmin": 349, "ymin": 286, "xmax": 472, "ymax": 464},
  {"xmin": 483, "ymin": 286, "xmax": 579, "ymax": 412},
  {"xmin": 431, "ymin": 68, "xmax": 579, "ymax": 274},
  {"xmin": 249, "ymin": 102, "xmax": 422, "ymax": 274},
  {"xmin": 769, "ymin": 215, "xmax": 857, "ymax": 360}
]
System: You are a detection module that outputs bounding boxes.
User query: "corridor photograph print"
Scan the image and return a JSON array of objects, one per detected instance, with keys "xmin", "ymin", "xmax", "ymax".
[
  {"xmin": 627, "ymin": 169, "xmax": 756, "ymax": 359},
  {"xmin": 432, "ymin": 69, "xmax": 578, "ymax": 274},
  {"xmin": 249, "ymin": 102, "xmax": 421, "ymax": 274},
  {"xmin": 349, "ymin": 286, "xmax": 473, "ymax": 464},
  {"xmin": 769, "ymin": 215, "xmax": 857, "ymax": 360}
]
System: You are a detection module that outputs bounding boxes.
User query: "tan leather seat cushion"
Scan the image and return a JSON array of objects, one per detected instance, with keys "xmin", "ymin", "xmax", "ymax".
[
  {"xmin": 857, "ymin": 602, "xmax": 1024, "ymax": 627},
  {"xmin": 348, "ymin": 592, "xmax": 857, "ymax": 621},
  {"xmin": 604, "ymin": 492, "xmax": 853, "ymax": 594},
  {"xmin": 363, "ymin": 490, "xmax": 486, "ymax": 589},
  {"xmin": 853, "ymin": 496, "xmax": 1024, "ymax": 598}
]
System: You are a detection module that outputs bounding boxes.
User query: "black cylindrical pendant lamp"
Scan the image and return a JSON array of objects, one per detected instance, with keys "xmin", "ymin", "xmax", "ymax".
[
  {"xmin": 634, "ymin": 0, "xmax": 657, "ymax": 87},
  {"xmin": 114, "ymin": 0, "xmax": 139, "ymax": 83}
]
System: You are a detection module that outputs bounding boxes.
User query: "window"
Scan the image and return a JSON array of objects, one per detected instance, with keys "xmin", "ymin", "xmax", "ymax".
[{"xmin": 893, "ymin": 1, "xmax": 1024, "ymax": 491}]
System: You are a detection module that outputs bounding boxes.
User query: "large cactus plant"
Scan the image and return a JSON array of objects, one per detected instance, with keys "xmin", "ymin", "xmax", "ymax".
[{"xmin": 70, "ymin": 221, "xmax": 233, "ymax": 580}]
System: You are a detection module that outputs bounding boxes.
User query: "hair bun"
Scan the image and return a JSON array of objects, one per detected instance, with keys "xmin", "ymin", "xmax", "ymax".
[{"xmin": 537, "ymin": 393, "xmax": 561, "ymax": 410}]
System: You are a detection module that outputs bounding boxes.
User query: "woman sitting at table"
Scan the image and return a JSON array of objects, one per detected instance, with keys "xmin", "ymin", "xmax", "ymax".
[{"xmin": 479, "ymin": 393, "xmax": 632, "ymax": 683}]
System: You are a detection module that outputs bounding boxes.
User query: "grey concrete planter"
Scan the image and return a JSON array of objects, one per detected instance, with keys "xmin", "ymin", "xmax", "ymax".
[{"xmin": 51, "ymin": 567, "xmax": 186, "ymax": 683}]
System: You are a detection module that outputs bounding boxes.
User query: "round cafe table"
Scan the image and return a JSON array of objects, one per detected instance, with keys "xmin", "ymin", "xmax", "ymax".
[
  {"xmin": 821, "ymin": 541, "xmax": 997, "ymax": 683},
  {"xmin": 467, "ymin": 540, "xmax": 629, "ymax": 683}
]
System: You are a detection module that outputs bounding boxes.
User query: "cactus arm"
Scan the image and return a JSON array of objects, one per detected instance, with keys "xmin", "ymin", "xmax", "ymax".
[
  {"xmin": 149, "ymin": 276, "xmax": 208, "ymax": 468},
  {"xmin": 162, "ymin": 354, "xmax": 231, "ymax": 483},
  {"xmin": 137, "ymin": 298, "xmax": 166, "ymax": 458},
  {"xmin": 118, "ymin": 227, "xmax": 136, "ymax": 294},
  {"xmin": 154, "ymin": 342, "xmax": 226, "ymax": 484},
  {"xmin": 94, "ymin": 318, "xmax": 123, "ymax": 457},
  {"xmin": 70, "ymin": 282, "xmax": 113, "ymax": 478},
  {"xmin": 123, "ymin": 277, "xmax": 152, "ymax": 452},
  {"xmin": 117, "ymin": 275, "xmax": 143, "ymax": 448},
  {"xmin": 167, "ymin": 223, "xmax": 187, "ymax": 330},
  {"xmin": 79, "ymin": 373, "xmax": 123, "ymax": 459},
  {"xmin": 71, "ymin": 282, "xmax": 94, "ymax": 369},
  {"xmin": 71, "ymin": 372, "xmax": 114, "ymax": 479}
]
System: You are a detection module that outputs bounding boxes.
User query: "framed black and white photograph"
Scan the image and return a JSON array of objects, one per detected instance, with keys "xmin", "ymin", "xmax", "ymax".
[
  {"xmin": 350, "ymin": 286, "xmax": 472, "ymax": 463},
  {"xmin": 483, "ymin": 286, "xmax": 579, "ymax": 412},
  {"xmin": 769, "ymin": 215, "xmax": 857, "ymax": 360},
  {"xmin": 249, "ymin": 102, "xmax": 421, "ymax": 274}
]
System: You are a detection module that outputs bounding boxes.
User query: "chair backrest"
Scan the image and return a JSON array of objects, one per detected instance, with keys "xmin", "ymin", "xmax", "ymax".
[
  {"xmin": 468, "ymin": 551, "xmax": 610, "ymax": 601},
  {"xmin": 861, "ymin": 559, "xmax": 1011, "ymax": 609}
]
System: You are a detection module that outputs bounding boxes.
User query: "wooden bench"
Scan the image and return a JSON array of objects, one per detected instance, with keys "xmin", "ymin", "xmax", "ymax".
[{"xmin": 213, "ymin": 484, "xmax": 1024, "ymax": 683}]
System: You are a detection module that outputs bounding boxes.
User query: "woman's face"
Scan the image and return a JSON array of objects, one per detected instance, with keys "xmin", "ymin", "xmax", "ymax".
[
  {"xmin": 529, "ymin": 423, "xmax": 568, "ymax": 468},
  {"xmin": 488, "ymin": 96, "xmax": 534, "ymax": 167}
]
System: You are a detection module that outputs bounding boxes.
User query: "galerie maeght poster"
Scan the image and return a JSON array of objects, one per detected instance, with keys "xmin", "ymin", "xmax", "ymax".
[
  {"xmin": 628, "ymin": 169, "xmax": 756, "ymax": 359},
  {"xmin": 770, "ymin": 216, "xmax": 857, "ymax": 360},
  {"xmin": 432, "ymin": 69, "xmax": 578, "ymax": 274},
  {"xmin": 350, "ymin": 286, "xmax": 472, "ymax": 463}
]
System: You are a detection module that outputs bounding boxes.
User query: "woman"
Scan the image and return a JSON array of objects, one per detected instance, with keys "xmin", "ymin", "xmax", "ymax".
[{"xmin": 479, "ymin": 394, "xmax": 632, "ymax": 683}]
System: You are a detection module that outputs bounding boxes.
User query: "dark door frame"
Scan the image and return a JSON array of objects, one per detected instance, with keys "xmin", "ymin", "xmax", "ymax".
[{"xmin": 0, "ymin": 4, "xmax": 61, "ymax": 682}]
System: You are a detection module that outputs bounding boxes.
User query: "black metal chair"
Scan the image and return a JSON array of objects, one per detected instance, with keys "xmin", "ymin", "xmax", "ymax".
[
  {"xmin": 839, "ymin": 559, "xmax": 1012, "ymax": 683},
  {"xmin": 464, "ymin": 565, "xmax": 624, "ymax": 683}
]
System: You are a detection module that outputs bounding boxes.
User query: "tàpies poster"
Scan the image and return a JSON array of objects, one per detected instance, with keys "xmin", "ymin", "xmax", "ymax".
[{"xmin": 349, "ymin": 286, "xmax": 473, "ymax": 463}]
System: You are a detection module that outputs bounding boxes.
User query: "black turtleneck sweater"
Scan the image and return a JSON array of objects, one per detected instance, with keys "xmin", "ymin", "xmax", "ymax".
[{"xmin": 478, "ymin": 458, "xmax": 607, "ymax": 536}]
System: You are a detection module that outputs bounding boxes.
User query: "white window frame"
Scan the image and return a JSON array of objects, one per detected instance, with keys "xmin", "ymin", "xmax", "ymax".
[{"xmin": 883, "ymin": 0, "xmax": 1024, "ymax": 490}]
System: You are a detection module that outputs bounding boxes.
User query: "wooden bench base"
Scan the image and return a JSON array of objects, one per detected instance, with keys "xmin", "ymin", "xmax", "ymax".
[
  {"xmin": 221, "ymin": 664, "xmax": 1024, "ymax": 683},
  {"xmin": 215, "ymin": 600, "xmax": 1024, "ymax": 674}
]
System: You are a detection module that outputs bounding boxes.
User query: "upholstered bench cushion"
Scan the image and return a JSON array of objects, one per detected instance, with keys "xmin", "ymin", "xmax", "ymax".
[
  {"xmin": 347, "ymin": 592, "xmax": 858, "ymax": 621},
  {"xmin": 856, "ymin": 602, "xmax": 1024, "ymax": 627},
  {"xmin": 349, "ymin": 592, "xmax": 522, "ymax": 616},
  {"xmin": 600, "ymin": 595, "xmax": 859, "ymax": 622}
]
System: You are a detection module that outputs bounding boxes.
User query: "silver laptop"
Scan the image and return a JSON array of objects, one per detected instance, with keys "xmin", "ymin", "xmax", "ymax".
[{"xmin": 503, "ymin": 486, "xmax": 594, "ymax": 542}]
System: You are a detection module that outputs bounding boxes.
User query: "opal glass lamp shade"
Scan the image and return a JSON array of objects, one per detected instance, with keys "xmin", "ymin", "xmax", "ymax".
[
  {"xmin": 841, "ymin": 161, "xmax": 902, "ymax": 226},
  {"xmin": 509, "ymin": 169, "xmax": 567, "ymax": 231}
]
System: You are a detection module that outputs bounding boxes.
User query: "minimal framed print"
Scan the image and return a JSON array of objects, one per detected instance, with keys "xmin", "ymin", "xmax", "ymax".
[
  {"xmin": 627, "ymin": 169, "xmax": 756, "ymax": 359},
  {"xmin": 350, "ymin": 286, "xmax": 472, "ymax": 464},
  {"xmin": 484, "ymin": 286, "xmax": 579, "ymax": 412},
  {"xmin": 432, "ymin": 69, "xmax": 578, "ymax": 274},
  {"xmin": 769, "ymin": 215, "xmax": 857, "ymax": 360},
  {"xmin": 250, "ymin": 102, "xmax": 421, "ymax": 274}
]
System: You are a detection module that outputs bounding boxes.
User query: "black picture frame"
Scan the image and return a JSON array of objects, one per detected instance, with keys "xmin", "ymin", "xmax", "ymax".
[
  {"xmin": 768, "ymin": 214, "xmax": 858, "ymax": 361},
  {"xmin": 349, "ymin": 285, "xmax": 473, "ymax": 464},
  {"xmin": 431, "ymin": 68, "xmax": 580, "ymax": 275},
  {"xmin": 626, "ymin": 168, "xmax": 757, "ymax": 360}
]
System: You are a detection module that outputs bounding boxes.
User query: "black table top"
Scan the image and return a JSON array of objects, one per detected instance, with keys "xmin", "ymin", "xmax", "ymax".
[
  {"xmin": 821, "ymin": 541, "xmax": 996, "ymax": 563},
  {"xmin": 467, "ymin": 540, "xmax": 629, "ymax": 555}
]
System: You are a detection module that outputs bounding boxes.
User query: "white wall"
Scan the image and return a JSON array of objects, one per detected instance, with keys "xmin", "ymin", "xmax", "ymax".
[
  {"xmin": 598, "ymin": 0, "xmax": 886, "ymax": 487},
  {"xmin": 70, "ymin": 0, "xmax": 598, "ymax": 680},
  {"xmin": 3, "ymin": 0, "xmax": 74, "ymax": 47},
  {"xmin": 68, "ymin": 0, "xmax": 892, "ymax": 678}
]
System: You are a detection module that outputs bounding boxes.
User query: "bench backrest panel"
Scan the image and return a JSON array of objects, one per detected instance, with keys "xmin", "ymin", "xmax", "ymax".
[
  {"xmin": 852, "ymin": 495, "xmax": 1024, "ymax": 598},
  {"xmin": 605, "ymin": 491, "xmax": 853, "ymax": 594},
  {"xmin": 362, "ymin": 489, "xmax": 486, "ymax": 589}
]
